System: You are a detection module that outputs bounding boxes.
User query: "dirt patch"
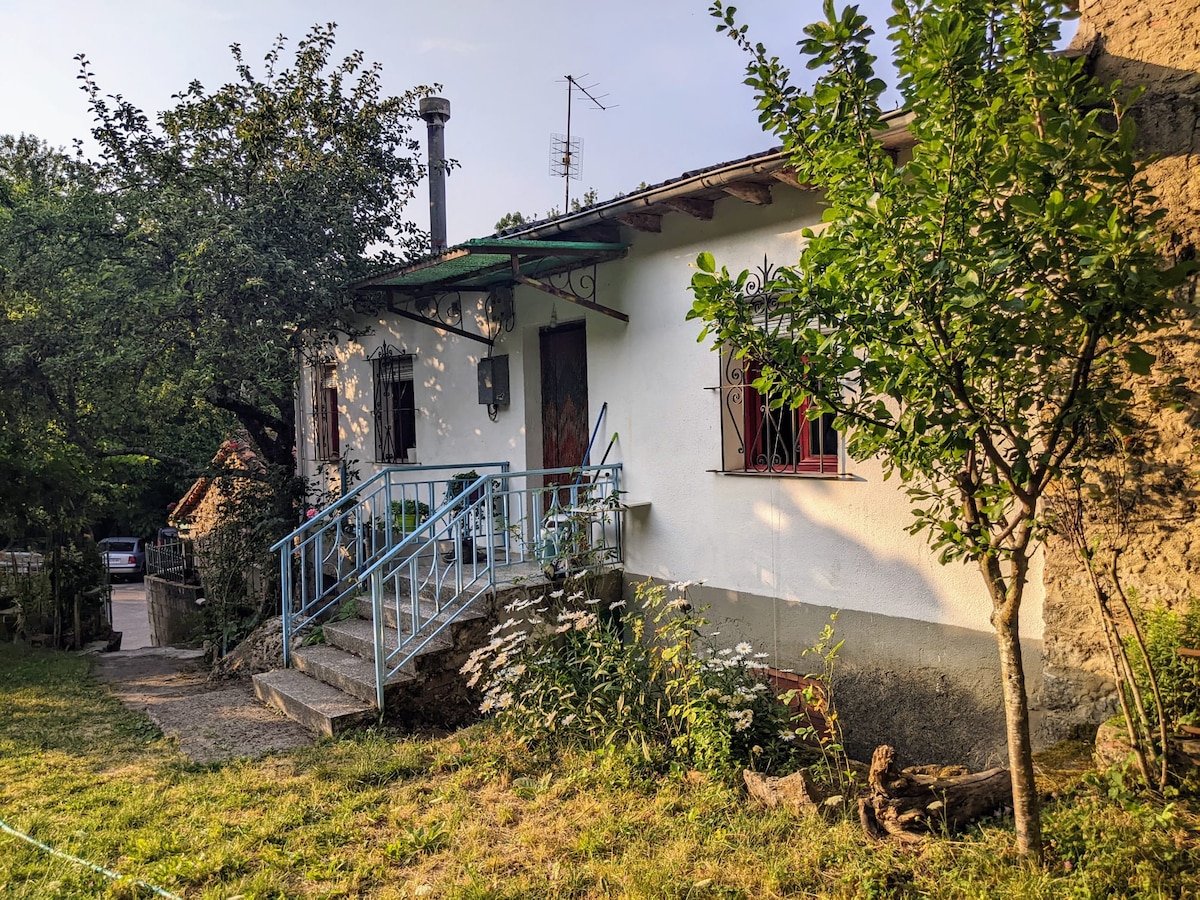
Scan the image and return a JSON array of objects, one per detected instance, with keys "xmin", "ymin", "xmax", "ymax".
[{"xmin": 90, "ymin": 647, "xmax": 313, "ymax": 764}]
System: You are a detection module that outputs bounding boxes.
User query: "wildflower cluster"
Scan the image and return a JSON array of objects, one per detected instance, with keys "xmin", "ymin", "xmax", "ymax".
[{"xmin": 463, "ymin": 575, "xmax": 823, "ymax": 778}]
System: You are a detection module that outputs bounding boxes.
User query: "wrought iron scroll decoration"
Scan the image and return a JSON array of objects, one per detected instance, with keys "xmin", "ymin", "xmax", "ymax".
[
  {"xmin": 713, "ymin": 256, "xmax": 797, "ymax": 471},
  {"xmin": 545, "ymin": 264, "xmax": 599, "ymax": 305},
  {"xmin": 395, "ymin": 291, "xmax": 465, "ymax": 328},
  {"xmin": 365, "ymin": 342, "xmax": 408, "ymax": 362},
  {"xmin": 485, "ymin": 284, "xmax": 516, "ymax": 335}
]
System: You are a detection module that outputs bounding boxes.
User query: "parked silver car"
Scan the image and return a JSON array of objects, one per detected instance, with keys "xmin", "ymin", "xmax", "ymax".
[{"xmin": 98, "ymin": 537, "xmax": 146, "ymax": 579}]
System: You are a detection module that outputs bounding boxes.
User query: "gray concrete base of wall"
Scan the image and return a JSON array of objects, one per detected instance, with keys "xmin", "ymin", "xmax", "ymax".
[
  {"xmin": 623, "ymin": 574, "xmax": 1058, "ymax": 770},
  {"xmin": 145, "ymin": 575, "xmax": 205, "ymax": 647}
]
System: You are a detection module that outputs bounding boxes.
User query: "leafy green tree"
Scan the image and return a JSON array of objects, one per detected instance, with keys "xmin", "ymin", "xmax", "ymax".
[
  {"xmin": 690, "ymin": 0, "xmax": 1188, "ymax": 860},
  {"xmin": 78, "ymin": 24, "xmax": 438, "ymax": 501},
  {"xmin": 494, "ymin": 210, "xmax": 533, "ymax": 232},
  {"xmin": 0, "ymin": 135, "xmax": 224, "ymax": 539}
]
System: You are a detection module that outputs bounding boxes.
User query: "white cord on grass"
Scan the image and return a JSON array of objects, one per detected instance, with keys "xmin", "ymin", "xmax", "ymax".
[{"xmin": 0, "ymin": 817, "xmax": 183, "ymax": 899}]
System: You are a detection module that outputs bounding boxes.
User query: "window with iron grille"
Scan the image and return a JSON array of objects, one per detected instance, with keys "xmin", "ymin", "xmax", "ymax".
[
  {"xmin": 313, "ymin": 362, "xmax": 339, "ymax": 461},
  {"xmin": 372, "ymin": 350, "xmax": 416, "ymax": 463},
  {"xmin": 713, "ymin": 257, "xmax": 841, "ymax": 476},
  {"xmin": 719, "ymin": 353, "xmax": 840, "ymax": 474}
]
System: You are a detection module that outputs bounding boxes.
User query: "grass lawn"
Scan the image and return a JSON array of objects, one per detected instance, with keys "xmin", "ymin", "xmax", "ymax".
[{"xmin": 1, "ymin": 643, "xmax": 1197, "ymax": 899}]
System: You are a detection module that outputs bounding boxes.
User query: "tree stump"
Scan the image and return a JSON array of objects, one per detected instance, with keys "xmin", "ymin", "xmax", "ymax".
[{"xmin": 858, "ymin": 745, "xmax": 1012, "ymax": 843}]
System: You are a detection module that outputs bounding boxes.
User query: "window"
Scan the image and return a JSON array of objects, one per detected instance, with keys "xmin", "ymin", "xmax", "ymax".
[
  {"xmin": 719, "ymin": 351, "xmax": 840, "ymax": 475},
  {"xmin": 372, "ymin": 350, "xmax": 416, "ymax": 463},
  {"xmin": 314, "ymin": 362, "xmax": 339, "ymax": 461}
]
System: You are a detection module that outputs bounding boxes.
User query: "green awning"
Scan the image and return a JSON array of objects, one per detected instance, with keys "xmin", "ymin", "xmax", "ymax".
[{"xmin": 353, "ymin": 238, "xmax": 628, "ymax": 293}]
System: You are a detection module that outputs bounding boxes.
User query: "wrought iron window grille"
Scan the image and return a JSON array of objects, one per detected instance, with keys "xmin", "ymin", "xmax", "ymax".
[
  {"xmin": 710, "ymin": 257, "xmax": 841, "ymax": 476},
  {"xmin": 369, "ymin": 344, "xmax": 417, "ymax": 464}
]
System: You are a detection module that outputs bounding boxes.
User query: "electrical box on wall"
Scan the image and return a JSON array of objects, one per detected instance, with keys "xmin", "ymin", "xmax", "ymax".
[{"xmin": 478, "ymin": 355, "xmax": 510, "ymax": 406}]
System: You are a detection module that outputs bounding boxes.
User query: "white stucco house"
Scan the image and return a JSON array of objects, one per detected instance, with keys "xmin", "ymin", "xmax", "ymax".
[{"xmin": 290, "ymin": 110, "xmax": 1052, "ymax": 765}]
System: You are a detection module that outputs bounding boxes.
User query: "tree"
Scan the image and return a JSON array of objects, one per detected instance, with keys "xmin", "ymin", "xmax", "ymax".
[
  {"xmin": 0, "ymin": 134, "xmax": 227, "ymax": 538},
  {"xmin": 690, "ymin": 0, "xmax": 1188, "ymax": 861},
  {"xmin": 79, "ymin": 24, "xmax": 438, "ymax": 507}
]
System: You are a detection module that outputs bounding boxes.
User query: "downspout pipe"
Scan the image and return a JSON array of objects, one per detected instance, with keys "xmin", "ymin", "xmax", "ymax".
[{"xmin": 420, "ymin": 96, "xmax": 451, "ymax": 253}]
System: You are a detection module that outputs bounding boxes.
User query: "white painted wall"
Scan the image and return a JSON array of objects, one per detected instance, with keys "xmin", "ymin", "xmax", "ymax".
[{"xmin": 300, "ymin": 184, "xmax": 1044, "ymax": 641}]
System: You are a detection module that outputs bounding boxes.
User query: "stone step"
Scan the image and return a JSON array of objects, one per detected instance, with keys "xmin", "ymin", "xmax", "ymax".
[
  {"xmin": 292, "ymin": 643, "xmax": 414, "ymax": 706},
  {"xmin": 323, "ymin": 616, "xmax": 453, "ymax": 662},
  {"xmin": 354, "ymin": 594, "xmax": 490, "ymax": 633},
  {"xmin": 253, "ymin": 668, "xmax": 375, "ymax": 737}
]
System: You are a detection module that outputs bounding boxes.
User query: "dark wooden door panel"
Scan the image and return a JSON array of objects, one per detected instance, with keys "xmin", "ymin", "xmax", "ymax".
[{"xmin": 540, "ymin": 323, "xmax": 588, "ymax": 480}]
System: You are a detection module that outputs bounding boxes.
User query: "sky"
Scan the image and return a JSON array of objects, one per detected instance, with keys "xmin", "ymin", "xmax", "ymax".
[{"xmin": 0, "ymin": 0, "xmax": 906, "ymax": 243}]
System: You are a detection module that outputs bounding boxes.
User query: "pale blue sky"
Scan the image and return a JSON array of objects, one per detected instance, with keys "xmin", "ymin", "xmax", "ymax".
[{"xmin": 1, "ymin": 0, "xmax": 910, "ymax": 242}]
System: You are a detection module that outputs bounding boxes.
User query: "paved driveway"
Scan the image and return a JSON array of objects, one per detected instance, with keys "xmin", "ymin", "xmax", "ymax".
[{"xmin": 111, "ymin": 580, "xmax": 152, "ymax": 649}]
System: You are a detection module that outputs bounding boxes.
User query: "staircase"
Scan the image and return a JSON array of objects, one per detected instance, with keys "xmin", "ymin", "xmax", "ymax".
[
  {"xmin": 253, "ymin": 588, "xmax": 496, "ymax": 736},
  {"xmin": 255, "ymin": 463, "xmax": 624, "ymax": 736}
]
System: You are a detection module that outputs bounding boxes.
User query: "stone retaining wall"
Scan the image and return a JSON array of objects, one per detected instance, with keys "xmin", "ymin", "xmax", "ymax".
[{"xmin": 146, "ymin": 575, "xmax": 204, "ymax": 647}]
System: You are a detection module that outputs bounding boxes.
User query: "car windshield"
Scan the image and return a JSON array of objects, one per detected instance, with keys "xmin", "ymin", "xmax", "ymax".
[{"xmin": 103, "ymin": 541, "xmax": 136, "ymax": 552}]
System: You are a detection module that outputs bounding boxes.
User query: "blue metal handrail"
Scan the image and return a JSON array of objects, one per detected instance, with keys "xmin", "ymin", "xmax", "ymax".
[
  {"xmin": 354, "ymin": 464, "xmax": 624, "ymax": 708},
  {"xmin": 277, "ymin": 462, "xmax": 623, "ymax": 709},
  {"xmin": 275, "ymin": 462, "xmax": 510, "ymax": 664}
]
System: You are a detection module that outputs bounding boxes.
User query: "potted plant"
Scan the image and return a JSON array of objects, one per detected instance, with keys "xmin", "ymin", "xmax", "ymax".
[
  {"xmin": 390, "ymin": 499, "xmax": 430, "ymax": 533},
  {"xmin": 443, "ymin": 471, "xmax": 483, "ymax": 511},
  {"xmin": 441, "ymin": 472, "xmax": 485, "ymax": 561}
]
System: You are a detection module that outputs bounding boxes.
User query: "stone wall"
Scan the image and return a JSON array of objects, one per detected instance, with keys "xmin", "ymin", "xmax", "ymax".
[
  {"xmin": 146, "ymin": 575, "xmax": 205, "ymax": 647},
  {"xmin": 1040, "ymin": 0, "xmax": 1200, "ymax": 742}
]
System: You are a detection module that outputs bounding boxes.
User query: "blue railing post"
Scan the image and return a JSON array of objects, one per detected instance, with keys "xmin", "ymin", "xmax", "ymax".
[
  {"xmin": 281, "ymin": 546, "xmax": 292, "ymax": 667},
  {"xmin": 372, "ymin": 568, "xmax": 386, "ymax": 711}
]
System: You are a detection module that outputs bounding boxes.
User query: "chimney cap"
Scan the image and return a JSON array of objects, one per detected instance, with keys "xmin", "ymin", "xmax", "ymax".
[{"xmin": 419, "ymin": 96, "xmax": 451, "ymax": 124}]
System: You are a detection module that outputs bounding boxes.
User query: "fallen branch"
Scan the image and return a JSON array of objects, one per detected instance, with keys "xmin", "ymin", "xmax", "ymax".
[{"xmin": 858, "ymin": 745, "xmax": 1011, "ymax": 843}]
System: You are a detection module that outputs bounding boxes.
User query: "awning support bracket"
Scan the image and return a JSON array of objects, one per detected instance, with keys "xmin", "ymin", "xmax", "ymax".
[
  {"xmin": 510, "ymin": 258, "xmax": 628, "ymax": 323},
  {"xmin": 386, "ymin": 294, "xmax": 495, "ymax": 347}
]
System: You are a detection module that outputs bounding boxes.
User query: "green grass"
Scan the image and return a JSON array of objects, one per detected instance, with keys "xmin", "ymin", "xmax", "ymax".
[{"xmin": 1, "ymin": 643, "xmax": 1197, "ymax": 898}]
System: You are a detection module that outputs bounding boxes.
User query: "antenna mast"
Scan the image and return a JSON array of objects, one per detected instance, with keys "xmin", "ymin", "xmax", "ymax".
[{"xmin": 550, "ymin": 74, "xmax": 609, "ymax": 211}]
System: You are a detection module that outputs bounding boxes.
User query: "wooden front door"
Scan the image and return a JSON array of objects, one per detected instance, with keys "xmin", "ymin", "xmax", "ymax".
[{"xmin": 540, "ymin": 322, "xmax": 589, "ymax": 477}]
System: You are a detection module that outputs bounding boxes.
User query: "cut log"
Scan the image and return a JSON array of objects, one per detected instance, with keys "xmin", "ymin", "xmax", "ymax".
[{"xmin": 859, "ymin": 745, "xmax": 1012, "ymax": 843}]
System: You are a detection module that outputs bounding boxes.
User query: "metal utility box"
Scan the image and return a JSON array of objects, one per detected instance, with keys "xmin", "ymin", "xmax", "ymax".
[{"xmin": 478, "ymin": 355, "xmax": 510, "ymax": 406}]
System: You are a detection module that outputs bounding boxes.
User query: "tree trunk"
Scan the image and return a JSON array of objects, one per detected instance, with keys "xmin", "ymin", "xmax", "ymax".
[
  {"xmin": 858, "ymin": 744, "xmax": 1012, "ymax": 842},
  {"xmin": 994, "ymin": 613, "xmax": 1043, "ymax": 863}
]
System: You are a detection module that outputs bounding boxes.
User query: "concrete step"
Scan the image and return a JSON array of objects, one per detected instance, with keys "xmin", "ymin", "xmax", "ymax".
[
  {"xmin": 354, "ymin": 594, "xmax": 490, "ymax": 633},
  {"xmin": 293, "ymin": 643, "xmax": 415, "ymax": 706},
  {"xmin": 253, "ymin": 668, "xmax": 375, "ymax": 737},
  {"xmin": 323, "ymin": 616, "xmax": 453, "ymax": 662}
]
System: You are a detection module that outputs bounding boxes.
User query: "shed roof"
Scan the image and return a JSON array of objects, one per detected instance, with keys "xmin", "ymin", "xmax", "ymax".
[{"xmin": 353, "ymin": 238, "xmax": 628, "ymax": 293}]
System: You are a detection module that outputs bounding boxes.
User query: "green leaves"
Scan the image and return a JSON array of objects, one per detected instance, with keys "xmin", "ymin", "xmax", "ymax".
[
  {"xmin": 77, "ymin": 24, "xmax": 435, "ymax": 476},
  {"xmin": 693, "ymin": 0, "xmax": 1182, "ymax": 571}
]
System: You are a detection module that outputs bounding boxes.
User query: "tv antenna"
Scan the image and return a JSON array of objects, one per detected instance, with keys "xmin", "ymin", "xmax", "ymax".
[{"xmin": 550, "ymin": 74, "xmax": 611, "ymax": 211}]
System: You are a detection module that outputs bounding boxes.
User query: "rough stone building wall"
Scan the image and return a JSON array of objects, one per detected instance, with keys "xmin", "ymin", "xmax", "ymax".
[{"xmin": 1041, "ymin": 0, "xmax": 1200, "ymax": 741}]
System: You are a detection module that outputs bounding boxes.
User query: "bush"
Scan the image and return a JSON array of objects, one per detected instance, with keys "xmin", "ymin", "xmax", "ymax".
[
  {"xmin": 460, "ymin": 577, "xmax": 821, "ymax": 778},
  {"xmin": 1127, "ymin": 600, "xmax": 1200, "ymax": 727}
]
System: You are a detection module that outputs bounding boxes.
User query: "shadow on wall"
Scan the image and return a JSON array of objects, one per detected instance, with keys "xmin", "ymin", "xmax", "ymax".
[
  {"xmin": 691, "ymin": 578, "xmax": 1042, "ymax": 769},
  {"xmin": 836, "ymin": 665, "xmax": 1015, "ymax": 770}
]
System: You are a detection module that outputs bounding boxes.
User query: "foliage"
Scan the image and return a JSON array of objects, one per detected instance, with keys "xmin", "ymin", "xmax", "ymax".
[
  {"xmin": 389, "ymin": 499, "xmax": 430, "ymax": 523},
  {"xmin": 2, "ymin": 644, "xmax": 1198, "ymax": 899},
  {"xmin": 493, "ymin": 187, "xmax": 600, "ymax": 231},
  {"xmin": 191, "ymin": 466, "xmax": 286, "ymax": 654},
  {"xmin": 461, "ymin": 578, "xmax": 814, "ymax": 779},
  {"xmin": 0, "ymin": 135, "xmax": 220, "ymax": 537},
  {"xmin": 494, "ymin": 210, "xmax": 532, "ymax": 232},
  {"xmin": 1128, "ymin": 600, "xmax": 1200, "ymax": 728},
  {"xmin": 0, "ymin": 543, "xmax": 108, "ymax": 648},
  {"xmin": 78, "ymin": 24, "xmax": 439, "ymax": 500},
  {"xmin": 693, "ymin": 0, "xmax": 1189, "ymax": 859}
]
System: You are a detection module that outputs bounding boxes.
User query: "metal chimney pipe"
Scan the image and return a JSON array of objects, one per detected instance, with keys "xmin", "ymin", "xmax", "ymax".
[{"xmin": 419, "ymin": 96, "xmax": 451, "ymax": 253}]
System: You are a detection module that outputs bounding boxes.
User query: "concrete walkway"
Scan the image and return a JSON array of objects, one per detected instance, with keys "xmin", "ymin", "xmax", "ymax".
[{"xmin": 91, "ymin": 647, "xmax": 314, "ymax": 764}]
